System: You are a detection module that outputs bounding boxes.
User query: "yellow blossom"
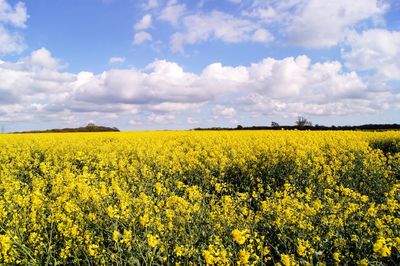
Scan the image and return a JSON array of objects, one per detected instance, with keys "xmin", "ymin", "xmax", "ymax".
[
  {"xmin": 147, "ymin": 234, "xmax": 160, "ymax": 248},
  {"xmin": 232, "ymin": 229, "xmax": 248, "ymax": 245},
  {"xmin": 373, "ymin": 238, "xmax": 391, "ymax": 257},
  {"xmin": 238, "ymin": 249, "xmax": 250, "ymax": 265}
]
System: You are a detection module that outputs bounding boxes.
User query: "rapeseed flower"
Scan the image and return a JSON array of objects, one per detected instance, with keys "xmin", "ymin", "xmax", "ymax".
[
  {"xmin": 147, "ymin": 234, "xmax": 159, "ymax": 248},
  {"xmin": 0, "ymin": 131, "xmax": 399, "ymax": 264},
  {"xmin": 232, "ymin": 229, "xmax": 248, "ymax": 245}
]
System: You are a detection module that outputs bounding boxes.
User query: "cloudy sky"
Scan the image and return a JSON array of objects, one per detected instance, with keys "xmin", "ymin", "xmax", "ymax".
[{"xmin": 0, "ymin": 0, "xmax": 399, "ymax": 132}]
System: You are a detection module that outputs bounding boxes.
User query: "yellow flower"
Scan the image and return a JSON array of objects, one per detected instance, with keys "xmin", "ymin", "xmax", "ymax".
[
  {"xmin": 154, "ymin": 182, "xmax": 165, "ymax": 195},
  {"xmin": 360, "ymin": 195, "xmax": 368, "ymax": 203},
  {"xmin": 0, "ymin": 234, "xmax": 12, "ymax": 255},
  {"xmin": 140, "ymin": 213, "xmax": 150, "ymax": 227},
  {"xmin": 297, "ymin": 241, "xmax": 306, "ymax": 257},
  {"xmin": 203, "ymin": 250, "xmax": 215, "ymax": 265},
  {"xmin": 333, "ymin": 252, "xmax": 341, "ymax": 262},
  {"xmin": 373, "ymin": 238, "xmax": 391, "ymax": 257},
  {"xmin": 232, "ymin": 229, "xmax": 248, "ymax": 245},
  {"xmin": 147, "ymin": 233, "xmax": 160, "ymax": 248},
  {"xmin": 281, "ymin": 254, "xmax": 296, "ymax": 266},
  {"xmin": 174, "ymin": 245, "xmax": 186, "ymax": 257},
  {"xmin": 123, "ymin": 230, "xmax": 132, "ymax": 246},
  {"xmin": 88, "ymin": 244, "xmax": 99, "ymax": 256},
  {"xmin": 238, "ymin": 249, "xmax": 250, "ymax": 265},
  {"xmin": 357, "ymin": 259, "xmax": 368, "ymax": 266},
  {"xmin": 112, "ymin": 230, "xmax": 121, "ymax": 242},
  {"xmin": 263, "ymin": 246, "xmax": 270, "ymax": 256}
]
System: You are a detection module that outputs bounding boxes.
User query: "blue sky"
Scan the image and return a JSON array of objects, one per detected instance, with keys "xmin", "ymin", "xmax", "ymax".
[{"xmin": 0, "ymin": 0, "xmax": 399, "ymax": 132}]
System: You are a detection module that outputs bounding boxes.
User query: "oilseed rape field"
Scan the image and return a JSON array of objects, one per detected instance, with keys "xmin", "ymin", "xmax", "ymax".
[{"xmin": 0, "ymin": 131, "xmax": 399, "ymax": 265}]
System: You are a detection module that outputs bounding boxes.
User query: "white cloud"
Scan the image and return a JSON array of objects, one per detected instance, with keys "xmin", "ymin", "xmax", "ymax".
[
  {"xmin": 0, "ymin": 0, "xmax": 28, "ymax": 28},
  {"xmin": 73, "ymin": 60, "xmax": 205, "ymax": 105},
  {"xmin": 171, "ymin": 11, "xmax": 273, "ymax": 53},
  {"xmin": 285, "ymin": 0, "xmax": 388, "ymax": 47},
  {"xmin": 187, "ymin": 117, "xmax": 199, "ymax": 124},
  {"xmin": 245, "ymin": 0, "xmax": 387, "ymax": 48},
  {"xmin": 0, "ymin": 48, "xmax": 73, "ymax": 100},
  {"xmin": 202, "ymin": 62, "xmax": 249, "ymax": 82},
  {"xmin": 248, "ymin": 55, "xmax": 366, "ymax": 101},
  {"xmin": 133, "ymin": 31, "xmax": 152, "ymax": 44},
  {"xmin": 134, "ymin": 14, "xmax": 152, "ymax": 30},
  {"xmin": 142, "ymin": 0, "xmax": 159, "ymax": 10},
  {"xmin": 2, "ymin": 54, "xmax": 373, "ymax": 113},
  {"xmin": 0, "ymin": 0, "xmax": 28, "ymax": 54},
  {"xmin": 0, "ymin": 55, "xmax": 370, "ymax": 108},
  {"xmin": 0, "ymin": 24, "xmax": 24, "ymax": 54},
  {"xmin": 129, "ymin": 119, "xmax": 143, "ymax": 125},
  {"xmin": 200, "ymin": 62, "xmax": 249, "ymax": 94},
  {"xmin": 29, "ymin": 48, "xmax": 60, "ymax": 69},
  {"xmin": 109, "ymin": 56, "xmax": 126, "ymax": 64},
  {"xmin": 148, "ymin": 113, "xmax": 175, "ymax": 124},
  {"xmin": 148, "ymin": 102, "xmax": 203, "ymax": 113},
  {"xmin": 238, "ymin": 95, "xmax": 377, "ymax": 117},
  {"xmin": 343, "ymin": 29, "xmax": 400, "ymax": 80},
  {"xmin": 251, "ymin": 28, "xmax": 274, "ymax": 42},
  {"xmin": 1, "ymin": 48, "xmax": 399, "ymax": 127},
  {"xmin": 158, "ymin": 0, "xmax": 186, "ymax": 25},
  {"xmin": 242, "ymin": 6, "xmax": 277, "ymax": 22},
  {"xmin": 213, "ymin": 105, "xmax": 236, "ymax": 118}
]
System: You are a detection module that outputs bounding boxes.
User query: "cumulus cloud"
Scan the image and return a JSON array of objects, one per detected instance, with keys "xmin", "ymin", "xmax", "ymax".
[
  {"xmin": 73, "ymin": 60, "xmax": 205, "ymax": 105},
  {"xmin": 213, "ymin": 105, "xmax": 236, "ymax": 119},
  {"xmin": 29, "ymin": 48, "xmax": 60, "ymax": 69},
  {"xmin": 237, "ymin": 95, "xmax": 377, "ymax": 117},
  {"xmin": 0, "ymin": 0, "xmax": 28, "ymax": 54},
  {"xmin": 249, "ymin": 55, "xmax": 367, "ymax": 102},
  {"xmin": 136, "ymin": 0, "xmax": 387, "ymax": 53},
  {"xmin": 148, "ymin": 102, "xmax": 203, "ymax": 113},
  {"xmin": 187, "ymin": 117, "xmax": 199, "ymax": 124},
  {"xmin": 286, "ymin": 0, "xmax": 387, "ymax": 47},
  {"xmin": 0, "ymin": 48, "xmax": 73, "ymax": 101},
  {"xmin": 70, "ymin": 55, "xmax": 371, "ymax": 118},
  {"xmin": 0, "ymin": 0, "xmax": 28, "ymax": 27},
  {"xmin": 129, "ymin": 119, "xmax": 143, "ymax": 125},
  {"xmin": 142, "ymin": 0, "xmax": 159, "ymax": 10},
  {"xmin": 227, "ymin": 0, "xmax": 242, "ymax": 4},
  {"xmin": 133, "ymin": 31, "xmax": 152, "ymax": 44},
  {"xmin": 0, "ymin": 49, "xmax": 76, "ymax": 123},
  {"xmin": 0, "ymin": 25, "xmax": 24, "ymax": 54},
  {"xmin": 242, "ymin": 6, "xmax": 277, "ymax": 22},
  {"xmin": 245, "ymin": 0, "xmax": 387, "ymax": 48},
  {"xmin": 148, "ymin": 113, "xmax": 175, "ymax": 124},
  {"xmin": 342, "ymin": 29, "xmax": 400, "ymax": 80},
  {"xmin": 251, "ymin": 28, "xmax": 274, "ymax": 42},
  {"xmin": 202, "ymin": 62, "xmax": 249, "ymax": 83},
  {"xmin": 170, "ymin": 11, "xmax": 273, "ymax": 53},
  {"xmin": 158, "ymin": 0, "xmax": 186, "ymax": 25},
  {"xmin": 109, "ymin": 56, "xmax": 126, "ymax": 64},
  {"xmin": 134, "ymin": 14, "xmax": 152, "ymax": 30},
  {"xmin": 1, "ymin": 47, "xmax": 399, "ymax": 128}
]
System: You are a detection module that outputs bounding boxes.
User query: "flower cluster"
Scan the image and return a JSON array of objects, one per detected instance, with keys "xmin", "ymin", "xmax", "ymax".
[{"xmin": 0, "ymin": 131, "xmax": 399, "ymax": 264}]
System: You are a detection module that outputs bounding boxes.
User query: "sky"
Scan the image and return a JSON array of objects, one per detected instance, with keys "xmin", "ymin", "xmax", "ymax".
[{"xmin": 0, "ymin": 0, "xmax": 399, "ymax": 132}]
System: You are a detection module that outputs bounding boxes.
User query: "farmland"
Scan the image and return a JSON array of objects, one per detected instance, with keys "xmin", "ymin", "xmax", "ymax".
[{"xmin": 0, "ymin": 131, "xmax": 399, "ymax": 265}]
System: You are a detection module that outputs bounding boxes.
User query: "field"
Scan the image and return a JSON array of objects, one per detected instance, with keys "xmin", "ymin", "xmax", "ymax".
[{"xmin": 0, "ymin": 131, "xmax": 399, "ymax": 265}]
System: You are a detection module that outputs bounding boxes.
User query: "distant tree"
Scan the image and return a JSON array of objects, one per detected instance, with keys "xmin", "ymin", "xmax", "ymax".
[
  {"xmin": 87, "ymin": 123, "xmax": 96, "ymax": 127},
  {"xmin": 295, "ymin": 116, "xmax": 312, "ymax": 127},
  {"xmin": 236, "ymin": 125, "xmax": 243, "ymax": 129},
  {"xmin": 271, "ymin": 121, "xmax": 280, "ymax": 128}
]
